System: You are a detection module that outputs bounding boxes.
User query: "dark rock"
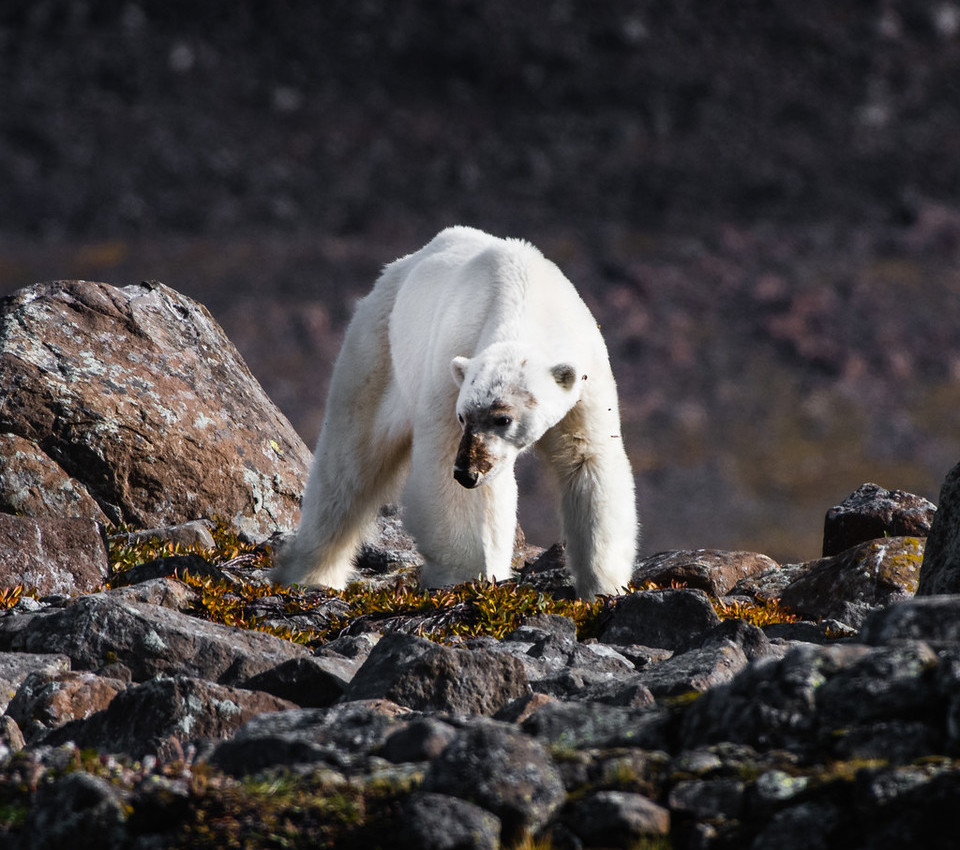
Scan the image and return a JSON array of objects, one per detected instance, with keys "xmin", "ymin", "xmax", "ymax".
[
  {"xmin": 515, "ymin": 543, "xmax": 575, "ymax": 597},
  {"xmin": 0, "ymin": 280, "xmax": 309, "ymax": 538},
  {"xmin": 240, "ymin": 654, "xmax": 362, "ymax": 708},
  {"xmin": 701, "ymin": 617, "xmax": 774, "ymax": 662},
  {"xmin": 918, "ymin": 462, "xmax": 960, "ymax": 595},
  {"xmin": 505, "ymin": 613, "xmax": 577, "ymax": 644},
  {"xmin": 0, "ymin": 651, "xmax": 70, "ymax": 713},
  {"xmin": 382, "ymin": 717, "xmax": 458, "ymax": 763},
  {"xmin": 681, "ymin": 643, "xmax": 873, "ymax": 752},
  {"xmin": 0, "ymin": 515, "xmax": 108, "ymax": 596},
  {"xmin": 633, "ymin": 549, "xmax": 779, "ymax": 596},
  {"xmin": 14, "ymin": 771, "xmax": 128, "ymax": 850},
  {"xmin": 319, "ymin": 632, "xmax": 380, "ymax": 661},
  {"xmin": 668, "ymin": 777, "xmax": 746, "ymax": 820},
  {"xmin": 598, "ymin": 589, "xmax": 721, "ymax": 651},
  {"xmin": 341, "ymin": 632, "xmax": 529, "ymax": 715},
  {"xmin": 6, "ymin": 669, "xmax": 126, "ymax": 744},
  {"xmin": 823, "ymin": 482, "xmax": 936, "ymax": 556},
  {"xmin": 354, "ymin": 505, "xmax": 423, "ymax": 576},
  {"xmin": 9, "ymin": 592, "xmax": 309, "ymax": 684},
  {"xmin": 210, "ymin": 699, "xmax": 411, "ymax": 775},
  {"xmin": 779, "ymin": 537, "xmax": 923, "ymax": 627},
  {"xmin": 861, "ymin": 595, "xmax": 960, "ymax": 647},
  {"xmin": 522, "ymin": 700, "xmax": 671, "ymax": 751},
  {"xmin": 748, "ymin": 800, "xmax": 842, "ymax": 850},
  {"xmin": 576, "ymin": 675, "xmax": 656, "ymax": 708},
  {"xmin": 118, "ymin": 553, "xmax": 225, "ymax": 586},
  {"xmin": 564, "ymin": 790, "xmax": 670, "ymax": 847},
  {"xmin": 109, "ymin": 520, "xmax": 216, "ymax": 551},
  {"xmin": 501, "ymin": 627, "xmax": 635, "ymax": 699},
  {"xmin": 423, "ymin": 722, "xmax": 566, "ymax": 844},
  {"xmin": 633, "ymin": 642, "xmax": 750, "ymax": 699},
  {"xmin": 45, "ymin": 675, "xmax": 295, "ymax": 760},
  {"xmin": 392, "ymin": 792, "xmax": 501, "ymax": 850},
  {"xmin": 814, "ymin": 641, "xmax": 943, "ymax": 762},
  {"xmin": 763, "ymin": 618, "xmax": 858, "ymax": 643}
]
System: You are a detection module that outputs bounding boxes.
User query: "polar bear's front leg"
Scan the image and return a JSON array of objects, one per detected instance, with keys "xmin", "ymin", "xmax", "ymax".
[
  {"xmin": 403, "ymin": 419, "xmax": 517, "ymax": 587},
  {"xmin": 540, "ymin": 405, "xmax": 638, "ymax": 598},
  {"xmin": 557, "ymin": 448, "xmax": 638, "ymax": 597}
]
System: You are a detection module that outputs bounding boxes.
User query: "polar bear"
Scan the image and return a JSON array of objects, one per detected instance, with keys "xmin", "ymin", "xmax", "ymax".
[{"xmin": 274, "ymin": 226, "xmax": 638, "ymax": 597}]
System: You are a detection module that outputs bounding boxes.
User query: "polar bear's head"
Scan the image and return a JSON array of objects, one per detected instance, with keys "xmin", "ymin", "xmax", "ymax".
[{"xmin": 450, "ymin": 342, "xmax": 582, "ymax": 489}]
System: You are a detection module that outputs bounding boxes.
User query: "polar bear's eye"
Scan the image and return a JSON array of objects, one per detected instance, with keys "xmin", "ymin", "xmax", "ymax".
[{"xmin": 493, "ymin": 415, "xmax": 512, "ymax": 428}]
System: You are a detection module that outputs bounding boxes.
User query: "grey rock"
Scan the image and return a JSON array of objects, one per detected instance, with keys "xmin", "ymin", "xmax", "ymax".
[
  {"xmin": 634, "ymin": 641, "xmax": 749, "ymax": 699},
  {"xmin": 918, "ymin": 462, "xmax": 960, "ymax": 595},
  {"xmin": 383, "ymin": 717, "xmax": 459, "ymax": 763},
  {"xmin": 598, "ymin": 588, "xmax": 721, "ymax": 651},
  {"xmin": 423, "ymin": 722, "xmax": 566, "ymax": 843},
  {"xmin": 522, "ymin": 700, "xmax": 671, "ymax": 751},
  {"xmin": 341, "ymin": 632, "xmax": 529, "ymax": 715},
  {"xmin": 861, "ymin": 595, "xmax": 960, "ymax": 647},
  {"xmin": 0, "ymin": 280, "xmax": 309, "ymax": 538},
  {"xmin": 0, "ymin": 650, "xmax": 70, "ymax": 713},
  {"xmin": 393, "ymin": 792, "xmax": 501, "ymax": 850},
  {"xmin": 210, "ymin": 698, "xmax": 411, "ymax": 775},
  {"xmin": 45, "ymin": 675, "xmax": 295, "ymax": 760},
  {"xmin": 565, "ymin": 790, "xmax": 670, "ymax": 847},
  {"xmin": 823, "ymin": 482, "xmax": 936, "ymax": 556},
  {"xmin": 98, "ymin": 576, "xmax": 198, "ymax": 611},
  {"xmin": 505, "ymin": 614, "xmax": 578, "ymax": 643},
  {"xmin": 319, "ymin": 632, "xmax": 380, "ymax": 661},
  {"xmin": 668, "ymin": 777, "xmax": 746, "ymax": 819},
  {"xmin": 681, "ymin": 643, "xmax": 873, "ymax": 751},
  {"xmin": 0, "ymin": 515, "xmax": 108, "ymax": 596},
  {"xmin": 815, "ymin": 641, "xmax": 938, "ymax": 733},
  {"xmin": 575, "ymin": 674, "xmax": 656, "ymax": 708},
  {"xmin": 9, "ymin": 592, "xmax": 309, "ymax": 684},
  {"xmin": 702, "ymin": 617, "xmax": 774, "ymax": 661},
  {"xmin": 14, "ymin": 771, "xmax": 128, "ymax": 850},
  {"xmin": 109, "ymin": 520, "xmax": 217, "ymax": 551}
]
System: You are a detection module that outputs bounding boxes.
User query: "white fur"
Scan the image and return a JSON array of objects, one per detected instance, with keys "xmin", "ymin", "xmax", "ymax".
[{"xmin": 274, "ymin": 226, "xmax": 638, "ymax": 597}]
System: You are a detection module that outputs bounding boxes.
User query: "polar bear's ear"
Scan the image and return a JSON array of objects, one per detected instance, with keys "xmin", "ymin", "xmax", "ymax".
[
  {"xmin": 451, "ymin": 356, "xmax": 471, "ymax": 386},
  {"xmin": 551, "ymin": 363, "xmax": 578, "ymax": 390}
]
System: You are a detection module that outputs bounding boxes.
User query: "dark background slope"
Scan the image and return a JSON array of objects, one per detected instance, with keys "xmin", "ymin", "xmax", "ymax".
[{"xmin": 2, "ymin": 0, "xmax": 959, "ymax": 560}]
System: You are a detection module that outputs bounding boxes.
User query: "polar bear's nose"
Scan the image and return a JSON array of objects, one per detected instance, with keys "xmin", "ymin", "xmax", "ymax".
[{"xmin": 453, "ymin": 466, "xmax": 480, "ymax": 488}]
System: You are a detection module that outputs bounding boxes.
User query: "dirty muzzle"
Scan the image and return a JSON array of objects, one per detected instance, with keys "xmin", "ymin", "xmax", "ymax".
[{"xmin": 453, "ymin": 430, "xmax": 493, "ymax": 489}]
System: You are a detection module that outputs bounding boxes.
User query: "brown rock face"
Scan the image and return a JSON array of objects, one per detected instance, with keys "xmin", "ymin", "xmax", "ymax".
[
  {"xmin": 0, "ymin": 280, "xmax": 310, "ymax": 538},
  {"xmin": 0, "ymin": 515, "xmax": 109, "ymax": 595}
]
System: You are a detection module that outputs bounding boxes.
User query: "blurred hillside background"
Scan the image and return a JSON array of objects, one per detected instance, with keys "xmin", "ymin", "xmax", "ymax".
[{"xmin": 2, "ymin": 0, "xmax": 959, "ymax": 562}]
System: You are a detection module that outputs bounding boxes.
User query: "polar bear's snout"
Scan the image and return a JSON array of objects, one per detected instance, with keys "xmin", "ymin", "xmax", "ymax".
[{"xmin": 454, "ymin": 429, "xmax": 494, "ymax": 489}]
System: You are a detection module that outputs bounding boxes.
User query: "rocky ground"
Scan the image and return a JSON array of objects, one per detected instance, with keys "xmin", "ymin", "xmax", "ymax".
[{"xmin": 2, "ymin": 279, "xmax": 960, "ymax": 847}]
